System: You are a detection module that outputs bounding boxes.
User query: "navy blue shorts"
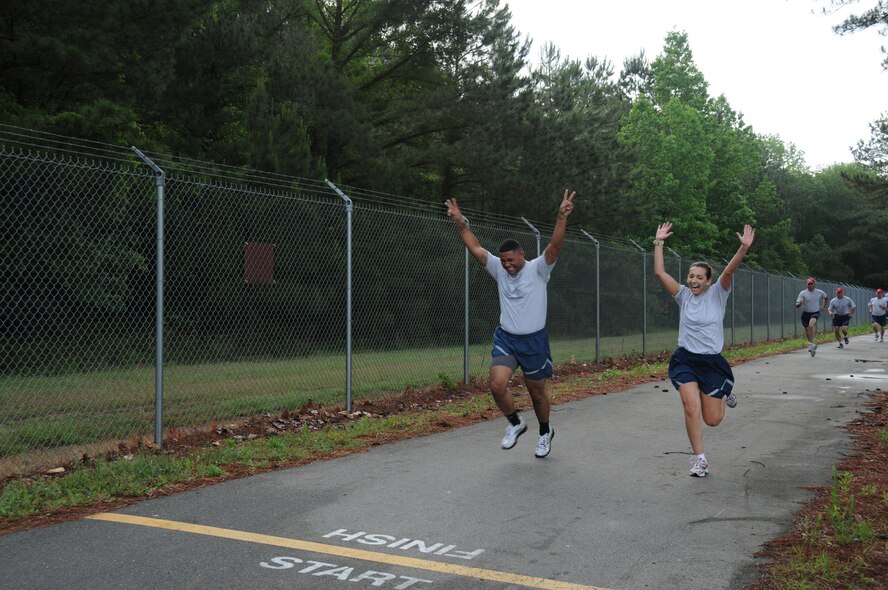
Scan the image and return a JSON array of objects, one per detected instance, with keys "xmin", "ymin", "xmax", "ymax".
[
  {"xmin": 491, "ymin": 327, "xmax": 553, "ymax": 380},
  {"xmin": 801, "ymin": 311, "xmax": 820, "ymax": 327},
  {"xmin": 872, "ymin": 315, "xmax": 887, "ymax": 327},
  {"xmin": 668, "ymin": 347, "xmax": 735, "ymax": 399},
  {"xmin": 832, "ymin": 314, "xmax": 851, "ymax": 327}
]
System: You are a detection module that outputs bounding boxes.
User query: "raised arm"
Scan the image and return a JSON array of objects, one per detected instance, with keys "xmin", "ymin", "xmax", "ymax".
[
  {"xmin": 653, "ymin": 222, "xmax": 680, "ymax": 296},
  {"xmin": 544, "ymin": 189, "xmax": 576, "ymax": 265},
  {"xmin": 719, "ymin": 225, "xmax": 755, "ymax": 291},
  {"xmin": 445, "ymin": 198, "xmax": 488, "ymax": 266}
]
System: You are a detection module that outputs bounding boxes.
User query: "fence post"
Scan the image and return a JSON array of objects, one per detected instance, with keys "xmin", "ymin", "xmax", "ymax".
[
  {"xmin": 750, "ymin": 270, "xmax": 755, "ymax": 343},
  {"xmin": 132, "ymin": 147, "xmax": 166, "ymax": 450},
  {"xmin": 581, "ymin": 230, "xmax": 601, "ymax": 363},
  {"xmin": 780, "ymin": 273, "xmax": 785, "ymax": 340},
  {"xmin": 666, "ymin": 246, "xmax": 681, "ymax": 282},
  {"xmin": 461, "ymin": 214, "xmax": 471, "ymax": 384},
  {"xmin": 723, "ymin": 258, "xmax": 735, "ymax": 347},
  {"xmin": 630, "ymin": 240, "xmax": 646, "ymax": 355},
  {"xmin": 521, "ymin": 217, "xmax": 541, "ymax": 257},
  {"xmin": 325, "ymin": 179, "xmax": 353, "ymax": 412},
  {"xmin": 766, "ymin": 272, "xmax": 771, "ymax": 341}
]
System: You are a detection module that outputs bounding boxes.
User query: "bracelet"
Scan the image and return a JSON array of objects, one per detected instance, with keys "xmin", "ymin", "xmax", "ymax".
[{"xmin": 652, "ymin": 239, "xmax": 664, "ymax": 246}]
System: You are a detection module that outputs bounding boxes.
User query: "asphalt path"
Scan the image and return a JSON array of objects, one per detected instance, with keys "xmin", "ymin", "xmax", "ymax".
[{"xmin": 3, "ymin": 336, "xmax": 886, "ymax": 590}]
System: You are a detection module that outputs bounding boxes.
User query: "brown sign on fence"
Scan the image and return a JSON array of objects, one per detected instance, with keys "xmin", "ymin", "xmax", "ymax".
[{"xmin": 244, "ymin": 242, "xmax": 275, "ymax": 284}]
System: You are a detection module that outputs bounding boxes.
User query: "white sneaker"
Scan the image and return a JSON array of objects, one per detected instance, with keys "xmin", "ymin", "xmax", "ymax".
[
  {"xmin": 501, "ymin": 417, "xmax": 527, "ymax": 449},
  {"xmin": 689, "ymin": 457, "xmax": 709, "ymax": 477},
  {"xmin": 809, "ymin": 343, "xmax": 816, "ymax": 357},
  {"xmin": 876, "ymin": 333, "xmax": 880, "ymax": 341},
  {"xmin": 725, "ymin": 391, "xmax": 737, "ymax": 409},
  {"xmin": 535, "ymin": 428, "xmax": 554, "ymax": 458}
]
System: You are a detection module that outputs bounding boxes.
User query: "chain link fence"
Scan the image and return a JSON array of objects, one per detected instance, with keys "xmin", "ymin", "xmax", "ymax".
[{"xmin": 0, "ymin": 126, "xmax": 870, "ymax": 477}]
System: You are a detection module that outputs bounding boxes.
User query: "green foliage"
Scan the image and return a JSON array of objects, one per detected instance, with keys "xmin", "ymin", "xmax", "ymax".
[
  {"xmin": 437, "ymin": 372, "xmax": 456, "ymax": 390},
  {"xmin": 768, "ymin": 547, "xmax": 876, "ymax": 589},
  {"xmin": 0, "ymin": 453, "xmax": 223, "ymax": 519},
  {"xmin": 827, "ymin": 468, "xmax": 875, "ymax": 545},
  {"xmin": 1, "ymin": 2, "xmax": 885, "ymax": 287}
]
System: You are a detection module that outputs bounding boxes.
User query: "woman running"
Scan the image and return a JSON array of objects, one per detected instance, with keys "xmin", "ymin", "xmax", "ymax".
[{"xmin": 653, "ymin": 222, "xmax": 755, "ymax": 477}]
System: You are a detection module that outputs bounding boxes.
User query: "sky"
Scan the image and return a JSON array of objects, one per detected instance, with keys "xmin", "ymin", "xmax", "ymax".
[{"xmin": 502, "ymin": 0, "xmax": 888, "ymax": 170}]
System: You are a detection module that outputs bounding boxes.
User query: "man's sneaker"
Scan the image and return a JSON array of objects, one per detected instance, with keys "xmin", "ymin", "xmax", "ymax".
[
  {"xmin": 535, "ymin": 428, "xmax": 554, "ymax": 458},
  {"xmin": 501, "ymin": 417, "xmax": 527, "ymax": 449},
  {"xmin": 876, "ymin": 333, "xmax": 880, "ymax": 341},
  {"xmin": 725, "ymin": 391, "xmax": 737, "ymax": 409},
  {"xmin": 689, "ymin": 457, "xmax": 709, "ymax": 477},
  {"xmin": 809, "ymin": 343, "xmax": 817, "ymax": 357},
  {"xmin": 844, "ymin": 336, "xmax": 849, "ymax": 345},
  {"xmin": 837, "ymin": 342, "xmax": 844, "ymax": 349}
]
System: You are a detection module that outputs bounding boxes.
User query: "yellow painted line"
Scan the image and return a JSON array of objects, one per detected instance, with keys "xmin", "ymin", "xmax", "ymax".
[{"xmin": 86, "ymin": 513, "xmax": 611, "ymax": 590}]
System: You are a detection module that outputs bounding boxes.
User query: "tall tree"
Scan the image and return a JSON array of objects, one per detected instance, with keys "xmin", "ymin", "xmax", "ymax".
[
  {"xmin": 650, "ymin": 31, "xmax": 708, "ymax": 111},
  {"xmin": 618, "ymin": 95, "xmax": 717, "ymax": 252},
  {"xmin": 828, "ymin": 0, "xmax": 888, "ymax": 68},
  {"xmin": 518, "ymin": 45, "xmax": 630, "ymax": 224},
  {"xmin": 825, "ymin": 1, "xmax": 888, "ymax": 203},
  {"xmin": 617, "ymin": 31, "xmax": 719, "ymax": 252},
  {"xmin": 0, "ymin": 0, "xmax": 212, "ymax": 144}
]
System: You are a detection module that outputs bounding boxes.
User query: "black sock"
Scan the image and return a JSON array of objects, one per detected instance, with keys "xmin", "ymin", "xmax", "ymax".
[
  {"xmin": 507, "ymin": 412, "xmax": 521, "ymax": 426},
  {"xmin": 539, "ymin": 422, "xmax": 549, "ymax": 435}
]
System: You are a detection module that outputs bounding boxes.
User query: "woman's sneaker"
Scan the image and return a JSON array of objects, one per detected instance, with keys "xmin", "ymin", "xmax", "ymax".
[
  {"xmin": 501, "ymin": 417, "xmax": 526, "ymax": 449},
  {"xmin": 689, "ymin": 457, "xmax": 709, "ymax": 477}
]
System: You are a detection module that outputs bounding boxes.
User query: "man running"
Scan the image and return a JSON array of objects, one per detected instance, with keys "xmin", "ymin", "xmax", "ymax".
[
  {"xmin": 868, "ymin": 288, "xmax": 887, "ymax": 342},
  {"xmin": 795, "ymin": 278, "xmax": 827, "ymax": 356},
  {"xmin": 445, "ymin": 190, "xmax": 575, "ymax": 459},
  {"xmin": 828, "ymin": 288, "xmax": 856, "ymax": 349}
]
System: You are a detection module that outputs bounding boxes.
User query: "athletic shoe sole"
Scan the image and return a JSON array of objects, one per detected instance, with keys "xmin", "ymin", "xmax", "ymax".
[{"xmin": 501, "ymin": 422, "xmax": 527, "ymax": 449}]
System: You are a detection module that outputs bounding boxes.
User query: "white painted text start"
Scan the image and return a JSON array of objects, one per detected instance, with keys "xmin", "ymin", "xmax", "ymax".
[{"xmin": 260, "ymin": 556, "xmax": 433, "ymax": 588}]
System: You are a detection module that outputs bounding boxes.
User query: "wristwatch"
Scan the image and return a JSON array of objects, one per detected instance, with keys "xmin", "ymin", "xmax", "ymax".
[{"xmin": 652, "ymin": 239, "xmax": 664, "ymax": 246}]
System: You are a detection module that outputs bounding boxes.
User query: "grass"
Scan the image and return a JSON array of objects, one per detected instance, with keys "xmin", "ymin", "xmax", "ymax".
[
  {"xmin": 1, "ymin": 333, "xmax": 663, "ymax": 457},
  {"xmin": 0, "ymin": 327, "xmax": 873, "ymax": 526},
  {"xmin": 765, "ymin": 547, "xmax": 876, "ymax": 590},
  {"xmin": 0, "ymin": 324, "xmax": 826, "ymax": 458},
  {"xmin": 0, "ymin": 329, "xmax": 868, "ymax": 526},
  {"xmin": 761, "ymin": 469, "xmax": 881, "ymax": 589},
  {"xmin": 752, "ymin": 369, "xmax": 888, "ymax": 590}
]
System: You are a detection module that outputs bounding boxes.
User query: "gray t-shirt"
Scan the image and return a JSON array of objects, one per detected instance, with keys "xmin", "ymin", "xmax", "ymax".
[
  {"xmin": 485, "ymin": 253, "xmax": 554, "ymax": 335},
  {"xmin": 869, "ymin": 297, "xmax": 887, "ymax": 317},
  {"xmin": 797, "ymin": 288, "xmax": 827, "ymax": 313},
  {"xmin": 675, "ymin": 281, "xmax": 731, "ymax": 355},
  {"xmin": 828, "ymin": 296, "xmax": 856, "ymax": 316}
]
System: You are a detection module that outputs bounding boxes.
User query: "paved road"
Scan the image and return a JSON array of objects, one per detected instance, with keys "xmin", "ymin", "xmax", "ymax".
[{"xmin": 3, "ymin": 336, "xmax": 886, "ymax": 590}]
